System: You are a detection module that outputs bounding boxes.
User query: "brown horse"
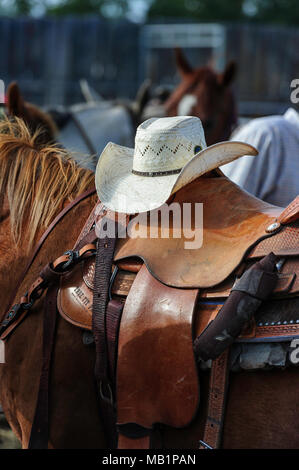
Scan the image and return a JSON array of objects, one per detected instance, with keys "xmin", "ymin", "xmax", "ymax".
[
  {"xmin": 0, "ymin": 119, "xmax": 298, "ymax": 449},
  {"xmin": 6, "ymin": 82, "xmax": 58, "ymax": 146},
  {"xmin": 164, "ymin": 48, "xmax": 238, "ymax": 145}
]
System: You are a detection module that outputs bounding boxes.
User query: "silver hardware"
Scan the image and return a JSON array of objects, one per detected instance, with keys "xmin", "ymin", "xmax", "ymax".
[
  {"xmin": 276, "ymin": 258, "xmax": 286, "ymax": 272},
  {"xmin": 199, "ymin": 440, "xmax": 213, "ymax": 449},
  {"xmin": 266, "ymin": 221, "xmax": 281, "ymax": 233}
]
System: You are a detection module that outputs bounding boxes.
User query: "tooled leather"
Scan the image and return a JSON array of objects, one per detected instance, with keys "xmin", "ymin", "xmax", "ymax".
[
  {"xmin": 83, "ymin": 256, "xmax": 95, "ymax": 290},
  {"xmin": 200, "ymin": 349, "xmax": 230, "ymax": 449},
  {"xmin": 249, "ymin": 222, "xmax": 299, "ymax": 257},
  {"xmin": 277, "ymin": 196, "xmax": 299, "ymax": 225},
  {"xmin": 81, "ymin": 253, "xmax": 299, "ymax": 300},
  {"xmin": 57, "ymin": 262, "xmax": 93, "ymax": 330},
  {"xmin": 57, "ymin": 254, "xmax": 299, "ymax": 335},
  {"xmin": 201, "ymin": 257, "xmax": 299, "ymax": 298}
]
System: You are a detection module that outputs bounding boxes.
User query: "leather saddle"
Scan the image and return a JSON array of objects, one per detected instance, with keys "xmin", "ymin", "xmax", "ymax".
[{"xmin": 57, "ymin": 175, "xmax": 299, "ymax": 447}]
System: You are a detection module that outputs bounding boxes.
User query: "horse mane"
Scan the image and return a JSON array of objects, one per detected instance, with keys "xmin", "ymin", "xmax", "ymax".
[
  {"xmin": 0, "ymin": 117, "xmax": 94, "ymax": 250},
  {"xmin": 24, "ymin": 101, "xmax": 58, "ymax": 141}
]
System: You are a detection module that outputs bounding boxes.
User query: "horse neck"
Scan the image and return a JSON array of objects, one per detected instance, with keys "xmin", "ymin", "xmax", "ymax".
[
  {"xmin": 0, "ymin": 203, "xmax": 36, "ymax": 315},
  {"xmin": 0, "ymin": 190, "xmax": 97, "ymax": 319}
]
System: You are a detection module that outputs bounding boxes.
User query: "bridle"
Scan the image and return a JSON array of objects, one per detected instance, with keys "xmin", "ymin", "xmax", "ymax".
[{"xmin": 1, "ymin": 187, "xmax": 96, "ymax": 324}]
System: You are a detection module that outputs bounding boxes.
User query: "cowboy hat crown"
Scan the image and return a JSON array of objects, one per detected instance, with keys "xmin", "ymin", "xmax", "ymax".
[{"xmin": 95, "ymin": 116, "xmax": 257, "ymax": 214}]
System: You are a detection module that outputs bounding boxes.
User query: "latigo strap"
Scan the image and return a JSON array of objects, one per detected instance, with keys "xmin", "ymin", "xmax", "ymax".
[
  {"xmin": 199, "ymin": 349, "xmax": 230, "ymax": 449},
  {"xmin": 92, "ymin": 216, "xmax": 119, "ymax": 448}
]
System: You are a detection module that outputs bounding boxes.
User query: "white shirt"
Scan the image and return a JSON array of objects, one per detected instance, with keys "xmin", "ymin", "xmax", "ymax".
[{"xmin": 221, "ymin": 108, "xmax": 299, "ymax": 208}]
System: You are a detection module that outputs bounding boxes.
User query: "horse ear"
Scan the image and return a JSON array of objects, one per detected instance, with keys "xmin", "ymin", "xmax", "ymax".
[
  {"xmin": 174, "ymin": 48, "xmax": 193, "ymax": 78},
  {"xmin": 7, "ymin": 81, "xmax": 25, "ymax": 117},
  {"xmin": 135, "ymin": 79, "xmax": 152, "ymax": 115},
  {"xmin": 218, "ymin": 61, "xmax": 237, "ymax": 87}
]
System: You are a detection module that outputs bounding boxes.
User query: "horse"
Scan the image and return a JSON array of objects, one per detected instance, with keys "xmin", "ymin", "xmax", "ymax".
[
  {"xmin": 5, "ymin": 81, "xmax": 151, "ymax": 170},
  {"xmin": 6, "ymin": 81, "xmax": 58, "ymax": 146},
  {"xmin": 0, "ymin": 119, "xmax": 298, "ymax": 449},
  {"xmin": 221, "ymin": 107, "xmax": 299, "ymax": 207},
  {"xmin": 161, "ymin": 48, "xmax": 238, "ymax": 145}
]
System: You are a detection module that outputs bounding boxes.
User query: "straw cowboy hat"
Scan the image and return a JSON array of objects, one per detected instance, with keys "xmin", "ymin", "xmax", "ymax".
[{"xmin": 95, "ymin": 116, "xmax": 257, "ymax": 214}]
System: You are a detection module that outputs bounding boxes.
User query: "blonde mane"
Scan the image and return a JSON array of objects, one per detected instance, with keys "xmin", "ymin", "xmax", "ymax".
[{"xmin": 0, "ymin": 117, "xmax": 95, "ymax": 250}]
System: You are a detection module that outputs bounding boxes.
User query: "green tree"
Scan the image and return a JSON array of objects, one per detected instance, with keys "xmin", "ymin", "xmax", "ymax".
[
  {"xmin": 0, "ymin": 0, "xmax": 37, "ymax": 15},
  {"xmin": 251, "ymin": 0, "xmax": 299, "ymax": 26},
  {"xmin": 147, "ymin": 0, "xmax": 245, "ymax": 22},
  {"xmin": 46, "ymin": 0, "xmax": 129, "ymax": 18},
  {"xmin": 146, "ymin": 0, "xmax": 299, "ymax": 25}
]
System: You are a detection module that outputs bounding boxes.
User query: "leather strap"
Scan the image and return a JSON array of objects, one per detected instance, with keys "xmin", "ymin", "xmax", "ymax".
[
  {"xmin": 0, "ymin": 238, "xmax": 97, "ymax": 341},
  {"xmin": 92, "ymin": 216, "xmax": 118, "ymax": 448},
  {"xmin": 277, "ymin": 195, "xmax": 299, "ymax": 225},
  {"xmin": 199, "ymin": 348, "xmax": 230, "ymax": 450},
  {"xmin": 105, "ymin": 298, "xmax": 124, "ymax": 387},
  {"xmin": 28, "ymin": 285, "xmax": 59, "ymax": 449},
  {"xmin": 118, "ymin": 434, "xmax": 151, "ymax": 449},
  {"xmin": 3, "ymin": 187, "xmax": 96, "ymax": 320},
  {"xmin": 74, "ymin": 201, "xmax": 101, "ymax": 249}
]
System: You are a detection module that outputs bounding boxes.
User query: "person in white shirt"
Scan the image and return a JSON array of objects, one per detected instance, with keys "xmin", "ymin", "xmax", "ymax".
[{"xmin": 221, "ymin": 108, "xmax": 299, "ymax": 207}]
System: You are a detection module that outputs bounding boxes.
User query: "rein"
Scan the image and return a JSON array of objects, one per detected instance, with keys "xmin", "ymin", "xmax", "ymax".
[{"xmin": 2, "ymin": 187, "xmax": 96, "ymax": 322}]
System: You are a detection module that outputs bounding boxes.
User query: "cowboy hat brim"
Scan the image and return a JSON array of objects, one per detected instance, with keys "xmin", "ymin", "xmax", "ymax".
[{"xmin": 95, "ymin": 141, "xmax": 258, "ymax": 214}]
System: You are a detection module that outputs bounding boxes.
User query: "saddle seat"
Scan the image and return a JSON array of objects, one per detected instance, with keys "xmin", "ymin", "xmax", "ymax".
[{"xmin": 114, "ymin": 176, "xmax": 283, "ymax": 288}]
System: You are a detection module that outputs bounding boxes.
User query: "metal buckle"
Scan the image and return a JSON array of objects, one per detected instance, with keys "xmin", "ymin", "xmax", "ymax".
[
  {"xmin": 21, "ymin": 298, "xmax": 35, "ymax": 310},
  {"xmin": 1, "ymin": 304, "xmax": 22, "ymax": 328},
  {"xmin": 60, "ymin": 250, "xmax": 80, "ymax": 270},
  {"xmin": 108, "ymin": 265, "xmax": 119, "ymax": 301},
  {"xmin": 99, "ymin": 380, "xmax": 114, "ymax": 406},
  {"xmin": 199, "ymin": 440, "xmax": 213, "ymax": 449}
]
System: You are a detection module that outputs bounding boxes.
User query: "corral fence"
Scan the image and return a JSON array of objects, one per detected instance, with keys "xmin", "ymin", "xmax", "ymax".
[{"xmin": 0, "ymin": 16, "xmax": 298, "ymax": 115}]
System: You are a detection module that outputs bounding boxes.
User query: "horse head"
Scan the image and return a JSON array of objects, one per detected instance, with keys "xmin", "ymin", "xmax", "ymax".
[
  {"xmin": 6, "ymin": 81, "xmax": 58, "ymax": 145},
  {"xmin": 165, "ymin": 48, "xmax": 238, "ymax": 145}
]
